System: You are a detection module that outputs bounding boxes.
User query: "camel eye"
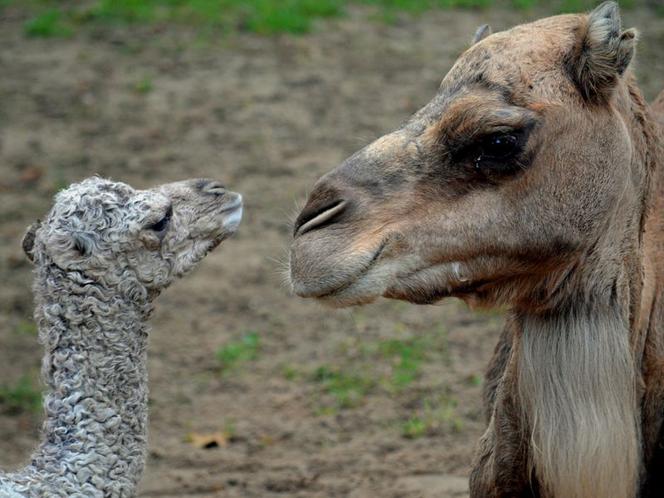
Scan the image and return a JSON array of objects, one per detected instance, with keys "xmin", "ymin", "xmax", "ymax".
[
  {"xmin": 470, "ymin": 132, "xmax": 527, "ymax": 174},
  {"xmin": 147, "ymin": 206, "xmax": 172, "ymax": 234},
  {"xmin": 478, "ymin": 134, "xmax": 519, "ymax": 161}
]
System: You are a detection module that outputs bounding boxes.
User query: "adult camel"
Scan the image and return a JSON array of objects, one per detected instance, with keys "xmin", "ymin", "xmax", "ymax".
[{"xmin": 289, "ymin": 2, "xmax": 664, "ymax": 498}]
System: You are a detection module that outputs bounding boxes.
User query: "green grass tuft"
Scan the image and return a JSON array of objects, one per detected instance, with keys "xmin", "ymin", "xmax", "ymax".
[
  {"xmin": 300, "ymin": 327, "xmax": 448, "ymax": 414},
  {"xmin": 13, "ymin": 319, "xmax": 38, "ymax": 336},
  {"xmin": 84, "ymin": 0, "xmax": 166, "ymax": 24},
  {"xmin": 45, "ymin": 0, "xmax": 346, "ymax": 35},
  {"xmin": 8, "ymin": 0, "xmax": 658, "ymax": 37},
  {"xmin": 312, "ymin": 365, "xmax": 374, "ymax": 409},
  {"xmin": 281, "ymin": 364, "xmax": 301, "ymax": 380},
  {"xmin": 378, "ymin": 336, "xmax": 429, "ymax": 390},
  {"xmin": 402, "ymin": 416, "xmax": 428, "ymax": 438},
  {"xmin": 436, "ymin": 0, "xmax": 492, "ymax": 8},
  {"xmin": 510, "ymin": 0, "xmax": 537, "ymax": 9},
  {"xmin": 243, "ymin": 0, "xmax": 345, "ymax": 34},
  {"xmin": 467, "ymin": 373, "xmax": 483, "ymax": 387},
  {"xmin": 289, "ymin": 325, "xmax": 450, "ymax": 415},
  {"xmin": 0, "ymin": 376, "xmax": 41, "ymax": 415},
  {"xmin": 216, "ymin": 332, "xmax": 260, "ymax": 373},
  {"xmin": 555, "ymin": 0, "xmax": 635, "ymax": 12},
  {"xmin": 133, "ymin": 76, "xmax": 154, "ymax": 94},
  {"xmin": 24, "ymin": 9, "xmax": 72, "ymax": 38},
  {"xmin": 401, "ymin": 395, "xmax": 462, "ymax": 438}
]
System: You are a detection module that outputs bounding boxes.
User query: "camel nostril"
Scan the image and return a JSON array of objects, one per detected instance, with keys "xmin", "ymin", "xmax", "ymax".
[
  {"xmin": 294, "ymin": 199, "xmax": 348, "ymax": 237},
  {"xmin": 200, "ymin": 180, "xmax": 226, "ymax": 196}
]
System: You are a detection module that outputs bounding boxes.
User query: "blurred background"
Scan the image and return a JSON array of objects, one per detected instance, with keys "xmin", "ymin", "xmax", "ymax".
[{"xmin": 0, "ymin": 1, "xmax": 662, "ymax": 497}]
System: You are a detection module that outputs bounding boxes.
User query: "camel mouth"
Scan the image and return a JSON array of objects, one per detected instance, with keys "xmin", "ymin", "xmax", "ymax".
[
  {"xmin": 193, "ymin": 194, "xmax": 243, "ymax": 254},
  {"xmin": 313, "ymin": 241, "xmax": 387, "ymax": 299},
  {"xmin": 220, "ymin": 197, "xmax": 243, "ymax": 215},
  {"xmin": 218, "ymin": 194, "xmax": 243, "ymax": 233},
  {"xmin": 291, "ymin": 237, "xmax": 495, "ymax": 307},
  {"xmin": 290, "ymin": 239, "xmax": 389, "ymax": 304}
]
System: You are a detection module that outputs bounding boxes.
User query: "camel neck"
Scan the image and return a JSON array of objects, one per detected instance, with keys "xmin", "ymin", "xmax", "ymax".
[
  {"xmin": 7, "ymin": 266, "xmax": 152, "ymax": 496},
  {"xmin": 619, "ymin": 80, "xmax": 664, "ymax": 338},
  {"xmin": 515, "ymin": 299, "xmax": 640, "ymax": 498},
  {"xmin": 548, "ymin": 80, "xmax": 663, "ymax": 327},
  {"xmin": 508, "ymin": 87, "xmax": 664, "ymax": 498}
]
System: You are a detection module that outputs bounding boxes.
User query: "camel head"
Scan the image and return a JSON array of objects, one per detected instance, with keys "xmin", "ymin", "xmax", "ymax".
[
  {"xmin": 22, "ymin": 177, "xmax": 243, "ymax": 297},
  {"xmin": 290, "ymin": 1, "xmax": 640, "ymax": 310}
]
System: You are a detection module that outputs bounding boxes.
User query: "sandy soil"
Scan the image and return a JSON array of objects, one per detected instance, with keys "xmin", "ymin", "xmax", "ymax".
[{"xmin": 0, "ymin": 5, "xmax": 662, "ymax": 497}]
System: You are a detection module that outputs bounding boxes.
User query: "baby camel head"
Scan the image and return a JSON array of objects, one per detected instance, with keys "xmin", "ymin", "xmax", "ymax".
[
  {"xmin": 290, "ymin": 2, "xmax": 641, "ymax": 311},
  {"xmin": 22, "ymin": 177, "xmax": 243, "ymax": 297}
]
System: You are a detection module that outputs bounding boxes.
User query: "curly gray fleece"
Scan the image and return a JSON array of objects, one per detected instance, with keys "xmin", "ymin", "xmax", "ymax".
[{"xmin": 0, "ymin": 177, "xmax": 242, "ymax": 498}]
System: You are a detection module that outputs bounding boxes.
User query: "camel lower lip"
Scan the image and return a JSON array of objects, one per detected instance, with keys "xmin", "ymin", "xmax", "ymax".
[{"xmin": 299, "ymin": 241, "xmax": 387, "ymax": 299}]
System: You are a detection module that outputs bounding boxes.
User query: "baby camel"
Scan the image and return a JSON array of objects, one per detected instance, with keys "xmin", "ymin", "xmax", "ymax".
[{"xmin": 0, "ymin": 177, "xmax": 242, "ymax": 497}]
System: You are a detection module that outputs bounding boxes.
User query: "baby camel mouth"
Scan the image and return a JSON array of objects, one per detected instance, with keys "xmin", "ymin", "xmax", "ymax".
[
  {"xmin": 220, "ymin": 197, "xmax": 243, "ymax": 214},
  {"xmin": 218, "ymin": 194, "xmax": 243, "ymax": 233}
]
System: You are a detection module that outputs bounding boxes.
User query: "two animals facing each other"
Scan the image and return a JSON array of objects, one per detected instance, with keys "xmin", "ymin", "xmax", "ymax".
[{"xmin": 3, "ymin": 2, "xmax": 664, "ymax": 498}]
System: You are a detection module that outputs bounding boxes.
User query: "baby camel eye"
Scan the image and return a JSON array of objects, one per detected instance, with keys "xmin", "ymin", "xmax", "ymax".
[{"xmin": 147, "ymin": 206, "xmax": 172, "ymax": 233}]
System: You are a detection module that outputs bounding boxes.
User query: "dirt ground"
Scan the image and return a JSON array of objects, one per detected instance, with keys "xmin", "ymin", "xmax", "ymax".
[{"xmin": 1, "ymin": 5, "xmax": 662, "ymax": 498}]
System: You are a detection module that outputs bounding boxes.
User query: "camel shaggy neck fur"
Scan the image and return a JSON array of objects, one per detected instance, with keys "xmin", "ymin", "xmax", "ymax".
[
  {"xmin": 4, "ymin": 269, "xmax": 153, "ymax": 497},
  {"xmin": 0, "ymin": 177, "xmax": 242, "ymax": 497}
]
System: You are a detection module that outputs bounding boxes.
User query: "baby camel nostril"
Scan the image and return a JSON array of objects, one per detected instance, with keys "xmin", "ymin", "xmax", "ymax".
[
  {"xmin": 201, "ymin": 181, "xmax": 226, "ymax": 196},
  {"xmin": 294, "ymin": 199, "xmax": 348, "ymax": 237}
]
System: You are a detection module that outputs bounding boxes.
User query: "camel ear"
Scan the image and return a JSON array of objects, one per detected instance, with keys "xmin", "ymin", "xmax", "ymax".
[
  {"xmin": 22, "ymin": 220, "xmax": 41, "ymax": 263},
  {"xmin": 472, "ymin": 24, "xmax": 492, "ymax": 45},
  {"xmin": 571, "ymin": 1, "xmax": 637, "ymax": 102}
]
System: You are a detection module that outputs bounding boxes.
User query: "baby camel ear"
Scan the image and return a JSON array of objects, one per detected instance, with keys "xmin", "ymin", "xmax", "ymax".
[
  {"xmin": 471, "ymin": 24, "xmax": 492, "ymax": 45},
  {"xmin": 22, "ymin": 220, "xmax": 41, "ymax": 263},
  {"xmin": 571, "ymin": 1, "xmax": 637, "ymax": 102}
]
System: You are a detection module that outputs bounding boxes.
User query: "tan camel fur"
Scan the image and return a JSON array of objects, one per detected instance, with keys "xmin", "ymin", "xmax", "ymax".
[{"xmin": 289, "ymin": 3, "xmax": 664, "ymax": 497}]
